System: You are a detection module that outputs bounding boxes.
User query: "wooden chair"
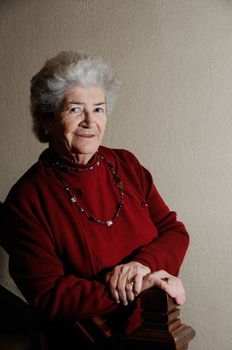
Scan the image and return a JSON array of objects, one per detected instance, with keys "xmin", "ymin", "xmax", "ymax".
[
  {"xmin": 73, "ymin": 288, "xmax": 195, "ymax": 349},
  {"xmin": 0, "ymin": 284, "xmax": 47, "ymax": 350},
  {"xmin": 126, "ymin": 287, "xmax": 195, "ymax": 349},
  {"xmin": 0, "ymin": 284, "xmax": 195, "ymax": 350}
]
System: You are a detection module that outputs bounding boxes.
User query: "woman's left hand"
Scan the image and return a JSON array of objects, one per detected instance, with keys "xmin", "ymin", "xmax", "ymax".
[
  {"xmin": 105, "ymin": 261, "xmax": 151, "ymax": 305},
  {"xmin": 141, "ymin": 270, "xmax": 186, "ymax": 305}
]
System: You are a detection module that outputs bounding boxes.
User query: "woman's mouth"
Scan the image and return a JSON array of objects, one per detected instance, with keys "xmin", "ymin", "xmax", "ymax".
[{"xmin": 78, "ymin": 134, "xmax": 95, "ymax": 138}]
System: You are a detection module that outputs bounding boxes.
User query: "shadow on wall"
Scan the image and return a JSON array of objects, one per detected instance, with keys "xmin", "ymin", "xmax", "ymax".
[{"xmin": 0, "ymin": 247, "xmax": 24, "ymax": 298}]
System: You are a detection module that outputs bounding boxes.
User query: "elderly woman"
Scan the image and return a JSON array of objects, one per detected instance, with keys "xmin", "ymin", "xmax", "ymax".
[{"xmin": 2, "ymin": 52, "xmax": 189, "ymax": 344}]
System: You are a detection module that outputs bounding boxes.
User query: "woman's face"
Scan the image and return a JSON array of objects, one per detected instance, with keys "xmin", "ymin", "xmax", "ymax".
[{"xmin": 45, "ymin": 85, "xmax": 107, "ymax": 164}]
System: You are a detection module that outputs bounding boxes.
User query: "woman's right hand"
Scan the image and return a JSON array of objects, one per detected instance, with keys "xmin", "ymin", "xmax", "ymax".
[
  {"xmin": 141, "ymin": 270, "xmax": 186, "ymax": 305},
  {"xmin": 105, "ymin": 261, "xmax": 151, "ymax": 305}
]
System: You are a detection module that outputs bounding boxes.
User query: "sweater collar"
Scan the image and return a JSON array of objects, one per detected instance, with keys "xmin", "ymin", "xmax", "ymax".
[{"xmin": 39, "ymin": 147, "xmax": 99, "ymax": 172}]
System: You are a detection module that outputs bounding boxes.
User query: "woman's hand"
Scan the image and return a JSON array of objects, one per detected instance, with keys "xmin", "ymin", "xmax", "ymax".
[
  {"xmin": 141, "ymin": 270, "xmax": 186, "ymax": 305},
  {"xmin": 105, "ymin": 261, "xmax": 151, "ymax": 306}
]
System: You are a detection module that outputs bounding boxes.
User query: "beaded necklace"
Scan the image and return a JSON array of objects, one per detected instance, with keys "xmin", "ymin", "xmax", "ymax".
[
  {"xmin": 53, "ymin": 153, "xmax": 124, "ymax": 227},
  {"xmin": 51, "ymin": 152, "xmax": 101, "ymax": 172}
]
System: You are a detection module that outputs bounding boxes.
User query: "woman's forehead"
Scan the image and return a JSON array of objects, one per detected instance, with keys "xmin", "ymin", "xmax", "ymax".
[{"xmin": 65, "ymin": 85, "xmax": 106, "ymax": 102}]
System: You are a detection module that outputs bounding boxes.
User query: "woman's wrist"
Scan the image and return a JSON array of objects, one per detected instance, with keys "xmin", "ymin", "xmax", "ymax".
[{"xmin": 131, "ymin": 261, "xmax": 151, "ymax": 275}]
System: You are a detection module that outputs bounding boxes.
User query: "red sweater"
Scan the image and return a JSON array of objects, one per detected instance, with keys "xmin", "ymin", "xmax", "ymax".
[{"xmin": 2, "ymin": 146, "xmax": 189, "ymax": 331}]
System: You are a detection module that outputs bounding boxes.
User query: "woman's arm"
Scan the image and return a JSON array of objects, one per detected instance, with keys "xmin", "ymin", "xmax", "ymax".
[
  {"xmin": 106, "ymin": 151, "xmax": 189, "ymax": 304},
  {"xmin": 132, "ymin": 167, "xmax": 189, "ymax": 276},
  {"xmin": 2, "ymin": 202, "xmax": 118, "ymax": 321}
]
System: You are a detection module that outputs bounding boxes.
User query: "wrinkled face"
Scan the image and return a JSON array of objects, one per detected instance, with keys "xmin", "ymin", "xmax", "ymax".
[{"xmin": 45, "ymin": 86, "xmax": 107, "ymax": 164}]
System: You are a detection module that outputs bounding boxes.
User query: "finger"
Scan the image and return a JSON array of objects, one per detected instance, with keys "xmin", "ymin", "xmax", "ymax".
[
  {"xmin": 153, "ymin": 279, "xmax": 176, "ymax": 298},
  {"xmin": 125, "ymin": 282, "xmax": 135, "ymax": 302},
  {"xmin": 133, "ymin": 274, "xmax": 143, "ymax": 296},
  {"xmin": 117, "ymin": 272, "xmax": 129, "ymax": 305},
  {"xmin": 175, "ymin": 294, "xmax": 185, "ymax": 305},
  {"xmin": 107, "ymin": 265, "xmax": 132, "ymax": 305},
  {"xmin": 107, "ymin": 269, "xmax": 121, "ymax": 304},
  {"xmin": 105, "ymin": 273, "xmax": 110, "ymax": 283},
  {"xmin": 166, "ymin": 277, "xmax": 185, "ymax": 302},
  {"xmin": 116, "ymin": 265, "xmax": 136, "ymax": 305},
  {"xmin": 170, "ymin": 280, "xmax": 186, "ymax": 305},
  {"xmin": 161, "ymin": 278, "xmax": 186, "ymax": 305},
  {"xmin": 108, "ymin": 282, "xmax": 120, "ymax": 304}
]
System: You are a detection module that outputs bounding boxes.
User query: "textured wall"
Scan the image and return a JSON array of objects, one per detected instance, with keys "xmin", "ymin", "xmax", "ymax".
[{"xmin": 1, "ymin": 1, "xmax": 232, "ymax": 348}]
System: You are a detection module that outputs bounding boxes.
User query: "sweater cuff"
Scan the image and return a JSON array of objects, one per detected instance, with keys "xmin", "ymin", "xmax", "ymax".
[{"xmin": 132, "ymin": 255, "xmax": 158, "ymax": 273}]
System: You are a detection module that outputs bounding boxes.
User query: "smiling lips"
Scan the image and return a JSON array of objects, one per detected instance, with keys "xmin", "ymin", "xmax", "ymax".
[{"xmin": 77, "ymin": 134, "xmax": 95, "ymax": 138}]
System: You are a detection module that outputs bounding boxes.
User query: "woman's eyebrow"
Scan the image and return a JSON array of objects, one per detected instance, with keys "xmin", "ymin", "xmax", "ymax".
[
  {"xmin": 68, "ymin": 102, "xmax": 106, "ymax": 106},
  {"xmin": 68, "ymin": 102, "xmax": 84, "ymax": 105}
]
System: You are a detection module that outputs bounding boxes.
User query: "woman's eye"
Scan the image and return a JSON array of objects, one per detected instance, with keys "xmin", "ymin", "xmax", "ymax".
[
  {"xmin": 70, "ymin": 107, "xmax": 82, "ymax": 114},
  {"xmin": 95, "ymin": 107, "xmax": 104, "ymax": 113}
]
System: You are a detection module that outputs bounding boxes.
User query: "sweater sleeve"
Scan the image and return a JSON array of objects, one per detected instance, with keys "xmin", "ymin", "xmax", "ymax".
[
  {"xmin": 2, "ymin": 198, "xmax": 117, "ymax": 321},
  {"xmin": 127, "ymin": 155, "xmax": 189, "ymax": 276}
]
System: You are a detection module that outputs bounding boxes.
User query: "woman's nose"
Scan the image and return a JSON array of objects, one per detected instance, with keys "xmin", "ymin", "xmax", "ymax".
[{"xmin": 82, "ymin": 110, "xmax": 94, "ymax": 127}]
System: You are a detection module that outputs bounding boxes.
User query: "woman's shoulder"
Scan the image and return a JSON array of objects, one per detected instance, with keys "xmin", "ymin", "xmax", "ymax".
[
  {"xmin": 99, "ymin": 146, "xmax": 140, "ymax": 165},
  {"xmin": 5, "ymin": 151, "xmax": 49, "ymax": 204},
  {"xmin": 99, "ymin": 146, "xmax": 146, "ymax": 187},
  {"xmin": 99, "ymin": 146, "xmax": 154, "ymax": 194}
]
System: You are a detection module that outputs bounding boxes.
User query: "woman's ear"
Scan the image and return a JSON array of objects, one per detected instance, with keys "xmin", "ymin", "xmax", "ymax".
[
  {"xmin": 44, "ymin": 128, "xmax": 49, "ymax": 136},
  {"xmin": 41, "ymin": 117, "xmax": 52, "ymax": 136}
]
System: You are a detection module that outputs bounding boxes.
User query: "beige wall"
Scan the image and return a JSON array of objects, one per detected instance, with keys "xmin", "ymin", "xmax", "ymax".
[{"xmin": 1, "ymin": 0, "xmax": 232, "ymax": 348}]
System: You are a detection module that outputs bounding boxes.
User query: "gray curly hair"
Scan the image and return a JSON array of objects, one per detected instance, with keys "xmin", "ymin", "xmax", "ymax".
[{"xmin": 30, "ymin": 51, "xmax": 121, "ymax": 142}]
